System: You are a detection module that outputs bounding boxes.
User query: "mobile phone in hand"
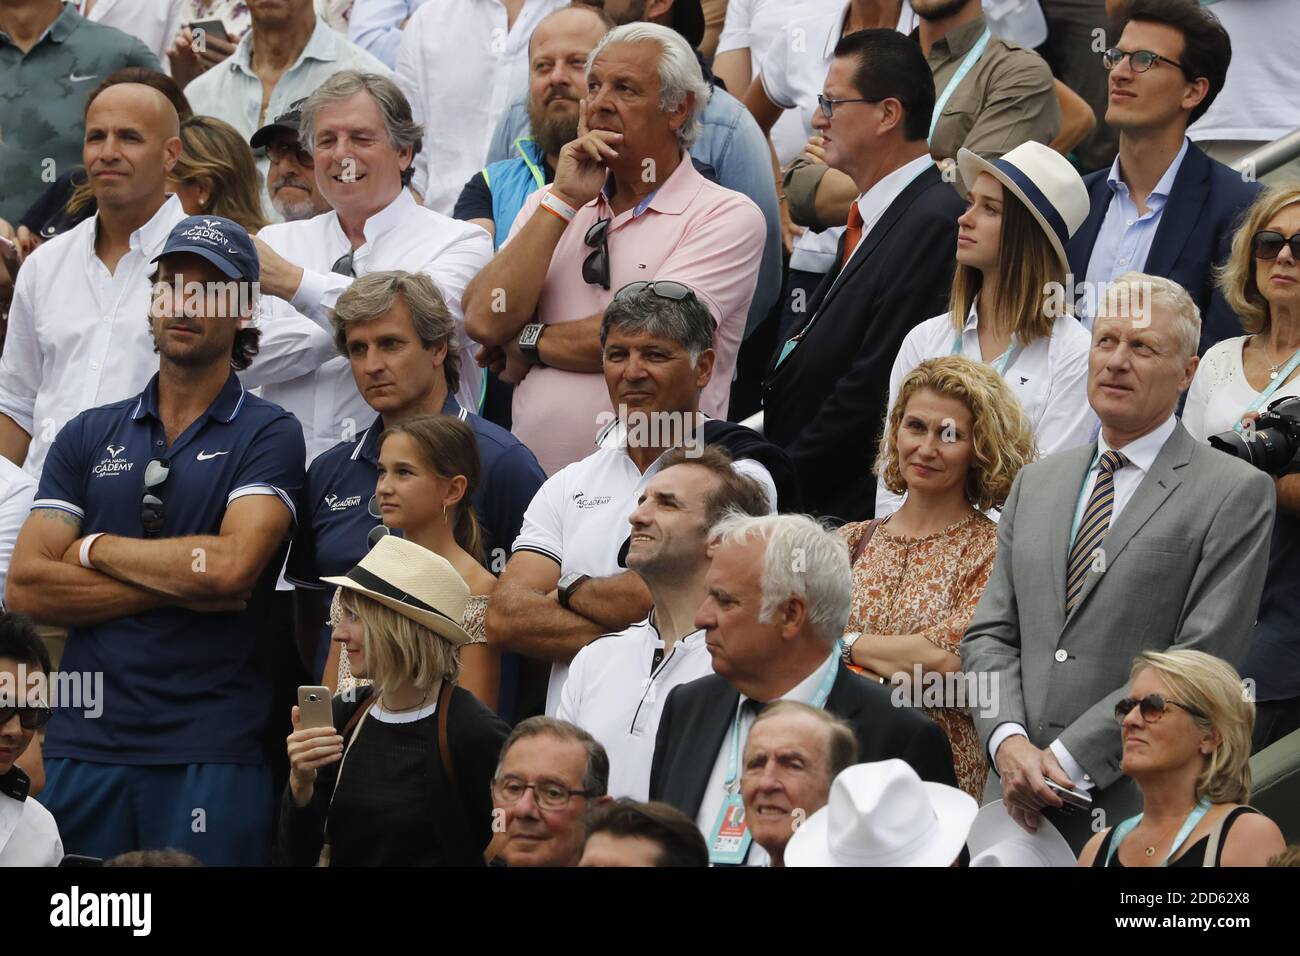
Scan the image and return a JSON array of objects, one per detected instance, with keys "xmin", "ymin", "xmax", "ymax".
[
  {"xmin": 297, "ymin": 685, "xmax": 334, "ymax": 730},
  {"xmin": 1044, "ymin": 778, "xmax": 1092, "ymax": 812},
  {"xmin": 189, "ymin": 19, "xmax": 231, "ymax": 44}
]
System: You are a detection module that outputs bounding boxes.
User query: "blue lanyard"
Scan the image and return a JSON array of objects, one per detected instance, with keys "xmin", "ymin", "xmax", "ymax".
[
  {"xmin": 1232, "ymin": 347, "xmax": 1300, "ymax": 433},
  {"xmin": 1105, "ymin": 798, "xmax": 1212, "ymax": 867},
  {"xmin": 950, "ymin": 329, "xmax": 1023, "ymax": 377},
  {"xmin": 723, "ymin": 645, "xmax": 840, "ymax": 791},
  {"xmin": 929, "ymin": 29, "xmax": 991, "ymax": 144}
]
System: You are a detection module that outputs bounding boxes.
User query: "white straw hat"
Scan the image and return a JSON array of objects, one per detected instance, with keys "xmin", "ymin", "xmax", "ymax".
[
  {"xmin": 967, "ymin": 799, "xmax": 1077, "ymax": 867},
  {"xmin": 784, "ymin": 760, "xmax": 978, "ymax": 867},
  {"xmin": 322, "ymin": 535, "xmax": 472, "ymax": 645}
]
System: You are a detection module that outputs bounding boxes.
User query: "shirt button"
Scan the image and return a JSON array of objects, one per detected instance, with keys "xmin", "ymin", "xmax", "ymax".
[
  {"xmin": 1118, "ymin": 258, "xmax": 1128, "ymax": 266},
  {"xmin": 1054, "ymin": 649, "xmax": 1068, "ymax": 663},
  {"xmin": 155, "ymin": 440, "xmax": 164, "ymax": 447},
  {"xmin": 1126, "ymin": 219, "xmax": 1134, "ymax": 226},
  {"xmin": 90, "ymin": 362, "xmax": 100, "ymax": 370}
]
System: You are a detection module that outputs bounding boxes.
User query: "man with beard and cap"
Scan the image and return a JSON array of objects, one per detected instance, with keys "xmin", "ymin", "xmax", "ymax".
[{"xmin": 250, "ymin": 99, "xmax": 334, "ymax": 224}]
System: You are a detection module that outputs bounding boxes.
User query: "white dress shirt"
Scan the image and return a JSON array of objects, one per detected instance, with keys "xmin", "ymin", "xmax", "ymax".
[
  {"xmin": 347, "ymin": 0, "xmax": 428, "ymax": 68},
  {"xmin": 987, "ymin": 413, "xmax": 1180, "ymax": 789},
  {"xmin": 694, "ymin": 649, "xmax": 839, "ymax": 867},
  {"xmin": 79, "ymin": 0, "xmax": 185, "ymax": 66},
  {"xmin": 557, "ymin": 614, "xmax": 714, "ymax": 800},
  {"xmin": 0, "ymin": 457, "xmax": 36, "ymax": 605},
  {"xmin": 876, "ymin": 302, "xmax": 1097, "ymax": 517},
  {"xmin": 396, "ymin": 0, "xmax": 568, "ymax": 216},
  {"xmin": 1181, "ymin": 335, "xmax": 1300, "ymax": 442},
  {"xmin": 256, "ymin": 188, "xmax": 494, "ymax": 462},
  {"xmin": 0, "ymin": 787, "xmax": 63, "ymax": 866}
]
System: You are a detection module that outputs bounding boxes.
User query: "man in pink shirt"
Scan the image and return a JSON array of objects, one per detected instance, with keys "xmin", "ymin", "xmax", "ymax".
[{"xmin": 463, "ymin": 21, "xmax": 765, "ymax": 476}]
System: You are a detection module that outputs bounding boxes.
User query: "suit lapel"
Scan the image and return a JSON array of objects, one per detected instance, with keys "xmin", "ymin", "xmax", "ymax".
[
  {"xmin": 1067, "ymin": 174, "xmax": 1110, "ymax": 278},
  {"xmin": 1144, "ymin": 144, "xmax": 1209, "ymax": 280},
  {"xmin": 825, "ymin": 665, "xmax": 863, "ymax": 722},
  {"xmin": 681, "ymin": 680, "xmax": 741, "ymax": 818}
]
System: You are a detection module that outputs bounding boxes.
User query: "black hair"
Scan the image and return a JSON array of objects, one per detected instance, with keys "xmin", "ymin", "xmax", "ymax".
[
  {"xmin": 832, "ymin": 29, "xmax": 936, "ymax": 143},
  {"xmin": 583, "ymin": 798, "xmax": 709, "ymax": 866},
  {"xmin": 1122, "ymin": 0, "xmax": 1231, "ymax": 125},
  {"xmin": 0, "ymin": 613, "xmax": 50, "ymax": 675}
]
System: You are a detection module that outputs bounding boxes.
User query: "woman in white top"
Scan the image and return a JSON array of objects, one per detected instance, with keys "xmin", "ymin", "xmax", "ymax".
[{"xmin": 878, "ymin": 140, "xmax": 1096, "ymax": 517}]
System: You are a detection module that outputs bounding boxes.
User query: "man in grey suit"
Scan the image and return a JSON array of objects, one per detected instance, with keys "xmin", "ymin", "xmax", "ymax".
[{"xmin": 961, "ymin": 272, "xmax": 1276, "ymax": 852}]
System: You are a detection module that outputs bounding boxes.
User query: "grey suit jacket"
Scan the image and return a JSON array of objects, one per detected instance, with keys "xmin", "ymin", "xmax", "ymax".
[{"xmin": 961, "ymin": 422, "xmax": 1275, "ymax": 830}]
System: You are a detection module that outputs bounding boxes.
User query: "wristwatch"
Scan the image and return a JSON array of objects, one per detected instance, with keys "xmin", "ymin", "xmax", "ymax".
[
  {"xmin": 557, "ymin": 572, "xmax": 591, "ymax": 610},
  {"xmin": 517, "ymin": 323, "xmax": 546, "ymax": 365},
  {"xmin": 841, "ymin": 631, "xmax": 861, "ymax": 666}
]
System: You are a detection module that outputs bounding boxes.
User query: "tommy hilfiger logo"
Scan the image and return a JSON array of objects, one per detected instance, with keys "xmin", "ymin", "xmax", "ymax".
[
  {"xmin": 92, "ymin": 444, "xmax": 133, "ymax": 478},
  {"xmin": 325, "ymin": 493, "xmax": 362, "ymax": 512}
]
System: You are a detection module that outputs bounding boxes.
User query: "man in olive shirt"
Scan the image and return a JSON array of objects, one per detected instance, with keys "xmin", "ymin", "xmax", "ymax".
[{"xmin": 0, "ymin": 0, "xmax": 159, "ymax": 223}]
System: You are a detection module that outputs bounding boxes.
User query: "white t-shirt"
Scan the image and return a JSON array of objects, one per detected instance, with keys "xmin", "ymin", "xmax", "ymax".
[
  {"xmin": 876, "ymin": 304, "xmax": 1096, "ymax": 517},
  {"xmin": 557, "ymin": 616, "xmax": 714, "ymax": 800},
  {"xmin": 1187, "ymin": 0, "xmax": 1300, "ymax": 144},
  {"xmin": 1182, "ymin": 334, "xmax": 1300, "ymax": 442},
  {"xmin": 0, "ymin": 791, "xmax": 63, "ymax": 867}
]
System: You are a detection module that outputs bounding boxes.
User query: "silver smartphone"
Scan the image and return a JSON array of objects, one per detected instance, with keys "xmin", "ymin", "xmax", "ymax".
[{"xmin": 1045, "ymin": 778, "xmax": 1092, "ymax": 812}]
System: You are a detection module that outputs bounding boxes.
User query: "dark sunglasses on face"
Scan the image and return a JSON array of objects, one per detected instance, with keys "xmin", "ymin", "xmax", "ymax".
[
  {"xmin": 1251, "ymin": 231, "xmax": 1300, "ymax": 261},
  {"xmin": 1102, "ymin": 47, "xmax": 1190, "ymax": 76},
  {"xmin": 583, "ymin": 217, "xmax": 611, "ymax": 290},
  {"xmin": 1114, "ymin": 693, "xmax": 1208, "ymax": 725},
  {"xmin": 265, "ymin": 140, "xmax": 314, "ymax": 168},
  {"xmin": 0, "ymin": 704, "xmax": 53, "ymax": 731},
  {"xmin": 141, "ymin": 457, "xmax": 170, "ymax": 538}
]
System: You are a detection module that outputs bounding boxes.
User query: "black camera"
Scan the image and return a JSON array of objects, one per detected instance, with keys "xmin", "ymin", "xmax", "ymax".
[{"xmin": 1208, "ymin": 395, "xmax": 1300, "ymax": 476}]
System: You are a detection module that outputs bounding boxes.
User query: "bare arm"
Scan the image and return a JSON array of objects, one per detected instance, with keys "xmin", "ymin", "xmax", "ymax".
[
  {"xmin": 1276, "ymin": 473, "xmax": 1300, "ymax": 518},
  {"xmin": 534, "ymin": 314, "xmax": 605, "ymax": 374},
  {"xmin": 742, "ymin": 76, "xmax": 805, "ymax": 254},
  {"xmin": 484, "ymin": 552, "xmax": 606, "ymax": 663},
  {"xmin": 813, "ymin": 168, "xmax": 859, "ymax": 229},
  {"xmin": 712, "ymin": 49, "xmax": 752, "ymax": 101},
  {"xmin": 1050, "ymin": 80, "xmax": 1096, "ymax": 156},
  {"xmin": 459, "ymin": 643, "xmax": 501, "ymax": 712},
  {"xmin": 565, "ymin": 571, "xmax": 652, "ymax": 633},
  {"xmin": 851, "ymin": 634, "xmax": 961, "ymax": 678},
  {"xmin": 0, "ymin": 413, "xmax": 30, "ymax": 468}
]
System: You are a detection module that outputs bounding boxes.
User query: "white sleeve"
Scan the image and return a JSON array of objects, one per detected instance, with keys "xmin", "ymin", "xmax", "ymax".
[
  {"xmin": 1180, "ymin": 347, "xmax": 1220, "ymax": 443},
  {"xmin": 0, "ymin": 264, "xmax": 42, "ymax": 435},
  {"xmin": 1035, "ymin": 331, "xmax": 1098, "ymax": 457},
  {"xmin": 238, "ymin": 296, "xmax": 340, "ymax": 389},
  {"xmin": 510, "ymin": 470, "xmax": 567, "ymax": 565},
  {"xmin": 731, "ymin": 458, "xmax": 778, "ymax": 514},
  {"xmin": 756, "ymin": 20, "xmax": 798, "ymax": 110},
  {"xmin": 987, "ymin": 722, "xmax": 1029, "ymax": 769},
  {"xmin": 1049, "ymin": 738, "xmax": 1093, "ymax": 791},
  {"xmin": 0, "ymin": 469, "xmax": 37, "ymax": 602},
  {"xmin": 714, "ymin": 0, "xmax": 755, "ymax": 55}
]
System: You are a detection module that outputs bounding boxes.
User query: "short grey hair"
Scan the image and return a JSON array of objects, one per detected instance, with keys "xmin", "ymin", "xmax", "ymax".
[
  {"xmin": 495, "ymin": 716, "xmax": 610, "ymax": 797},
  {"xmin": 599, "ymin": 283, "xmax": 715, "ymax": 365},
  {"xmin": 710, "ymin": 513, "xmax": 852, "ymax": 648},
  {"xmin": 1097, "ymin": 271, "xmax": 1202, "ymax": 359},
  {"xmin": 332, "ymin": 270, "xmax": 461, "ymax": 396},
  {"xmin": 299, "ymin": 71, "xmax": 423, "ymax": 186},
  {"xmin": 586, "ymin": 22, "xmax": 710, "ymax": 148}
]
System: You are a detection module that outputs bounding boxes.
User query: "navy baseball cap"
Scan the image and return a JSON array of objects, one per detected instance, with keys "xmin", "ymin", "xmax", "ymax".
[
  {"xmin": 153, "ymin": 215, "xmax": 260, "ymax": 284},
  {"xmin": 250, "ymin": 97, "xmax": 308, "ymax": 150}
]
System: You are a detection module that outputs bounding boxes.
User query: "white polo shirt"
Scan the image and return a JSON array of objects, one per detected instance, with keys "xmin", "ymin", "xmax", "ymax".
[
  {"xmin": 876, "ymin": 302, "xmax": 1096, "ymax": 517},
  {"xmin": 256, "ymin": 188, "xmax": 494, "ymax": 462},
  {"xmin": 0, "ymin": 456, "xmax": 37, "ymax": 604},
  {"xmin": 557, "ymin": 614, "xmax": 714, "ymax": 800},
  {"xmin": 513, "ymin": 418, "xmax": 777, "ymax": 714}
]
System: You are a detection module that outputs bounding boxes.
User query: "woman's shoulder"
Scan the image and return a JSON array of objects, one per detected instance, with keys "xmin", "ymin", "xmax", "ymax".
[{"xmin": 1216, "ymin": 804, "xmax": 1286, "ymax": 866}]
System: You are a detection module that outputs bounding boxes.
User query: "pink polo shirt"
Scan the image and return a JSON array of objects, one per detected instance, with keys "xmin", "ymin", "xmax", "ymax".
[{"xmin": 504, "ymin": 154, "xmax": 765, "ymax": 475}]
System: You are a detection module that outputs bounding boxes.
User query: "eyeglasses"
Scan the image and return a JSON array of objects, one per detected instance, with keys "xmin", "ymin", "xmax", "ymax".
[
  {"xmin": 612, "ymin": 279, "xmax": 699, "ymax": 305},
  {"xmin": 367, "ymin": 495, "xmax": 390, "ymax": 550},
  {"xmin": 1113, "ymin": 693, "xmax": 1208, "ymax": 725},
  {"xmin": 1251, "ymin": 231, "xmax": 1300, "ymax": 261},
  {"xmin": 816, "ymin": 93, "xmax": 883, "ymax": 120},
  {"xmin": 0, "ymin": 704, "xmax": 52, "ymax": 731},
  {"xmin": 332, "ymin": 251, "xmax": 356, "ymax": 277},
  {"xmin": 265, "ymin": 139, "xmax": 314, "ymax": 168},
  {"xmin": 1102, "ymin": 48, "xmax": 1190, "ymax": 77},
  {"xmin": 492, "ymin": 776, "xmax": 597, "ymax": 811},
  {"xmin": 582, "ymin": 217, "xmax": 611, "ymax": 290},
  {"xmin": 141, "ymin": 457, "xmax": 170, "ymax": 538}
]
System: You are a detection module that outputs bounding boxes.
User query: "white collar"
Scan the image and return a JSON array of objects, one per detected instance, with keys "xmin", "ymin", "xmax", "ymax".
[
  {"xmin": 744, "ymin": 648, "xmax": 839, "ymax": 710},
  {"xmin": 90, "ymin": 193, "xmax": 184, "ymax": 260},
  {"xmin": 1095, "ymin": 414, "xmax": 1177, "ymax": 474},
  {"xmin": 853, "ymin": 154, "xmax": 935, "ymax": 233},
  {"xmin": 322, "ymin": 187, "xmax": 417, "ymax": 251}
]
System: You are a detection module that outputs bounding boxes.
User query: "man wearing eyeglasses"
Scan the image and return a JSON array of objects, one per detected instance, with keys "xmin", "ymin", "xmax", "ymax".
[
  {"xmin": 1066, "ymin": 0, "xmax": 1260, "ymax": 351},
  {"xmin": 4, "ymin": 216, "xmax": 307, "ymax": 866},
  {"xmin": 250, "ymin": 100, "xmax": 333, "ymax": 224}
]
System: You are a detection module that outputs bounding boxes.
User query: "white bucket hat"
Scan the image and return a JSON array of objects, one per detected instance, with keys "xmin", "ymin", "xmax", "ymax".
[
  {"xmin": 967, "ymin": 799, "xmax": 1078, "ymax": 867},
  {"xmin": 322, "ymin": 535, "xmax": 472, "ymax": 645},
  {"xmin": 784, "ymin": 760, "xmax": 978, "ymax": 867},
  {"xmin": 957, "ymin": 140, "xmax": 1090, "ymax": 274}
]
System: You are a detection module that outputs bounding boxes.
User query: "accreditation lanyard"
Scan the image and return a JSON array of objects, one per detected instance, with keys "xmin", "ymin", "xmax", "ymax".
[
  {"xmin": 1232, "ymin": 348, "xmax": 1300, "ymax": 433},
  {"xmin": 929, "ymin": 29, "xmax": 992, "ymax": 144},
  {"xmin": 951, "ymin": 330, "xmax": 1023, "ymax": 377},
  {"xmin": 1105, "ymin": 798, "xmax": 1212, "ymax": 867},
  {"xmin": 707, "ymin": 645, "xmax": 841, "ymax": 865}
]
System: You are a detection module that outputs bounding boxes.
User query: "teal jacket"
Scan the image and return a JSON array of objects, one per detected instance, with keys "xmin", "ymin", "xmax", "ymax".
[{"xmin": 483, "ymin": 137, "xmax": 548, "ymax": 250}]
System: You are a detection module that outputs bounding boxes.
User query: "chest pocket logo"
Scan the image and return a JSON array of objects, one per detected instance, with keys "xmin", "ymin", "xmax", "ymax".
[{"xmin": 92, "ymin": 444, "xmax": 134, "ymax": 478}]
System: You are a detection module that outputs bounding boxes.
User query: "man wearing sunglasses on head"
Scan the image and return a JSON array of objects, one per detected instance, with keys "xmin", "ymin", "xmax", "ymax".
[
  {"xmin": 1066, "ymin": 0, "xmax": 1260, "ymax": 351},
  {"xmin": 462, "ymin": 22, "xmax": 766, "ymax": 478},
  {"xmin": 0, "ymin": 613, "xmax": 61, "ymax": 866},
  {"xmin": 4, "ymin": 216, "xmax": 306, "ymax": 866}
]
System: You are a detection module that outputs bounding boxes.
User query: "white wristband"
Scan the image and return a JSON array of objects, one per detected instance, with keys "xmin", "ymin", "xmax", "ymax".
[
  {"xmin": 79, "ymin": 532, "xmax": 105, "ymax": 569},
  {"xmin": 540, "ymin": 189, "xmax": 579, "ymax": 223}
]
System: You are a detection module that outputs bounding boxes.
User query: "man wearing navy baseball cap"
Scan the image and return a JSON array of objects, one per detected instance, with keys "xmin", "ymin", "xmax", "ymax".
[{"xmin": 6, "ymin": 215, "xmax": 307, "ymax": 866}]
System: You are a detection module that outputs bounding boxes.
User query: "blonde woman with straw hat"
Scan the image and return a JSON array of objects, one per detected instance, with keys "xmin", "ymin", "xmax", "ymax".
[{"xmin": 276, "ymin": 535, "xmax": 510, "ymax": 867}]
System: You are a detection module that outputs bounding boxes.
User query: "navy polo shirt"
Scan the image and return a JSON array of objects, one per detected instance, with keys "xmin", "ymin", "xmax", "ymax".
[
  {"xmin": 33, "ymin": 373, "xmax": 305, "ymax": 766},
  {"xmin": 287, "ymin": 394, "xmax": 545, "ymax": 672}
]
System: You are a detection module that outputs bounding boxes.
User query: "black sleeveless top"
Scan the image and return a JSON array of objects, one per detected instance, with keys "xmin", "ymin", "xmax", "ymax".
[{"xmin": 1092, "ymin": 806, "xmax": 1257, "ymax": 867}]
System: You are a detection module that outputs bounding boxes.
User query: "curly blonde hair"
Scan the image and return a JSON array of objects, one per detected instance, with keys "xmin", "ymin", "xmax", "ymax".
[
  {"xmin": 874, "ymin": 355, "xmax": 1036, "ymax": 512},
  {"xmin": 1216, "ymin": 184, "xmax": 1300, "ymax": 335}
]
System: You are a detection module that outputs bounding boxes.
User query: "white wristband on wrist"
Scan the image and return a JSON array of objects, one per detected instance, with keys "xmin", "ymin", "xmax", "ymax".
[
  {"xmin": 79, "ymin": 532, "xmax": 105, "ymax": 569},
  {"xmin": 540, "ymin": 189, "xmax": 579, "ymax": 223}
]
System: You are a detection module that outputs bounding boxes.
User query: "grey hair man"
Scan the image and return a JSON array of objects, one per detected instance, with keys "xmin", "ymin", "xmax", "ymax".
[
  {"xmin": 247, "ymin": 70, "xmax": 493, "ymax": 462},
  {"xmin": 962, "ymin": 271, "xmax": 1276, "ymax": 852},
  {"xmin": 648, "ymin": 512, "xmax": 959, "ymax": 865}
]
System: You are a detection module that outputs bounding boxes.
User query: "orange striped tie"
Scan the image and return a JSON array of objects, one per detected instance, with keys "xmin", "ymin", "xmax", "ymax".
[
  {"xmin": 1065, "ymin": 450, "xmax": 1128, "ymax": 612},
  {"xmin": 840, "ymin": 202, "xmax": 864, "ymax": 269}
]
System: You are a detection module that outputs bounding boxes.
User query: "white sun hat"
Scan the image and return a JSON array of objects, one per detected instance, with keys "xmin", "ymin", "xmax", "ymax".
[{"xmin": 967, "ymin": 799, "xmax": 1078, "ymax": 867}]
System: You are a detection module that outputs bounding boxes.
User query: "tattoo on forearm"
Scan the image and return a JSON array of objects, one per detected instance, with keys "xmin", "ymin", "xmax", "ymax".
[{"xmin": 35, "ymin": 508, "xmax": 82, "ymax": 531}]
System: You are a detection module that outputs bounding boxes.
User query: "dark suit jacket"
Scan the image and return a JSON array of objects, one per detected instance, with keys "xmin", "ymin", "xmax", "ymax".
[
  {"xmin": 1066, "ymin": 142, "xmax": 1260, "ymax": 354},
  {"xmin": 763, "ymin": 163, "xmax": 963, "ymax": 522},
  {"xmin": 648, "ymin": 665, "xmax": 958, "ymax": 822}
]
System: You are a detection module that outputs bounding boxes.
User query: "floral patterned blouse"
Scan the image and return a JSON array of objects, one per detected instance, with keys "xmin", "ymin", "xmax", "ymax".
[
  {"xmin": 331, "ymin": 588, "xmax": 488, "ymax": 697},
  {"xmin": 838, "ymin": 512, "xmax": 997, "ymax": 799}
]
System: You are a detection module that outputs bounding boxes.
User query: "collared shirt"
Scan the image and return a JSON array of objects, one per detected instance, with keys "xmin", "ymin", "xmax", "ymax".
[
  {"xmin": 0, "ymin": 2, "xmax": 159, "ymax": 223},
  {"xmin": 0, "ymin": 456, "xmax": 37, "ymax": 604},
  {"xmin": 183, "ymin": 15, "xmax": 391, "ymax": 218},
  {"xmin": 396, "ymin": 0, "xmax": 568, "ymax": 216},
  {"xmin": 1082, "ymin": 138, "xmax": 1191, "ymax": 328},
  {"xmin": 0, "ymin": 769, "xmax": 62, "ymax": 866},
  {"xmin": 505, "ymin": 154, "xmax": 765, "ymax": 475},
  {"xmin": 876, "ymin": 301, "xmax": 1096, "ymax": 517},
  {"xmin": 77, "ymin": 0, "xmax": 185, "ymax": 65},
  {"xmin": 557, "ymin": 613, "xmax": 714, "ymax": 800},
  {"xmin": 34, "ymin": 372, "xmax": 306, "ymax": 765},
  {"xmin": 348, "ymin": 0, "xmax": 428, "ymax": 68},
  {"xmin": 842, "ymin": 153, "xmax": 936, "ymax": 273},
  {"xmin": 695, "ymin": 649, "xmax": 840, "ymax": 867},
  {"xmin": 256, "ymin": 188, "xmax": 494, "ymax": 462},
  {"xmin": 513, "ymin": 419, "xmax": 776, "ymax": 714}
]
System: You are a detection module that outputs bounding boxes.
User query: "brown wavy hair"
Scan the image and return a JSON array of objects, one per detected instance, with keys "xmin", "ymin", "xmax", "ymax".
[{"xmin": 167, "ymin": 115, "xmax": 269, "ymax": 233}]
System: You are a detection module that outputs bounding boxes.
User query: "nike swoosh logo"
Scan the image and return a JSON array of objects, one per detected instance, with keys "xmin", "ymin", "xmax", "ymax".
[
  {"xmin": 196, "ymin": 451, "xmax": 229, "ymax": 461},
  {"xmin": 69, "ymin": 72, "xmax": 97, "ymax": 82}
]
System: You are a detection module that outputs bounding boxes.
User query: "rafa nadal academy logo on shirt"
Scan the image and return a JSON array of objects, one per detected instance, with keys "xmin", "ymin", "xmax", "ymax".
[
  {"xmin": 325, "ymin": 493, "xmax": 362, "ymax": 512},
  {"xmin": 92, "ymin": 444, "xmax": 134, "ymax": 478}
]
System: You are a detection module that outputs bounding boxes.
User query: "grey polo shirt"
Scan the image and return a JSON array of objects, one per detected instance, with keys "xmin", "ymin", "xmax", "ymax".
[{"xmin": 0, "ymin": 2, "xmax": 159, "ymax": 223}]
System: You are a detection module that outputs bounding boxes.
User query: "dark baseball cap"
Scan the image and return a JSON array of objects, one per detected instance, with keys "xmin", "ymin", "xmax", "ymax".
[
  {"xmin": 249, "ymin": 97, "xmax": 308, "ymax": 150},
  {"xmin": 153, "ymin": 215, "xmax": 259, "ymax": 284}
]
